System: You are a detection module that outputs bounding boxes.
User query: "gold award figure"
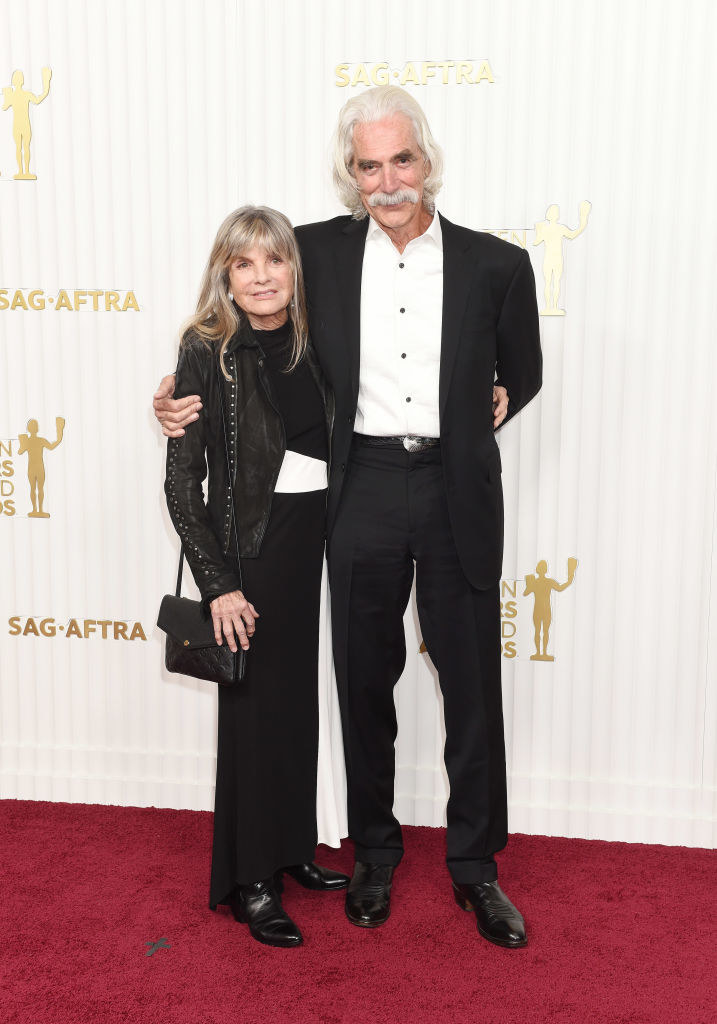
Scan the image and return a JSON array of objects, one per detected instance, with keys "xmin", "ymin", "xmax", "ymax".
[
  {"xmin": 532, "ymin": 201, "xmax": 591, "ymax": 316},
  {"xmin": 2, "ymin": 67, "xmax": 52, "ymax": 180},
  {"xmin": 17, "ymin": 416, "xmax": 65, "ymax": 518},
  {"xmin": 523, "ymin": 557, "xmax": 577, "ymax": 661}
]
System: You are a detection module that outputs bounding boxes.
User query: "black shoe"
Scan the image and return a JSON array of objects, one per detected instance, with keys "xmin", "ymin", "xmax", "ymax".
[
  {"xmin": 228, "ymin": 879, "xmax": 303, "ymax": 948},
  {"xmin": 452, "ymin": 881, "xmax": 527, "ymax": 948},
  {"xmin": 345, "ymin": 862, "xmax": 394, "ymax": 927},
  {"xmin": 281, "ymin": 862, "xmax": 350, "ymax": 891}
]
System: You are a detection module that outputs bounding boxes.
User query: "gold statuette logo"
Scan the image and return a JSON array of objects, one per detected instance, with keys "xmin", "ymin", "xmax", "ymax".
[
  {"xmin": 523, "ymin": 558, "xmax": 577, "ymax": 661},
  {"xmin": 484, "ymin": 201, "xmax": 592, "ymax": 317},
  {"xmin": 2, "ymin": 67, "xmax": 51, "ymax": 180},
  {"xmin": 499, "ymin": 557, "xmax": 578, "ymax": 662},
  {"xmin": 0, "ymin": 416, "xmax": 65, "ymax": 519},
  {"xmin": 420, "ymin": 556, "xmax": 578, "ymax": 663},
  {"xmin": 18, "ymin": 417, "xmax": 64, "ymax": 518},
  {"xmin": 532, "ymin": 203, "xmax": 591, "ymax": 316}
]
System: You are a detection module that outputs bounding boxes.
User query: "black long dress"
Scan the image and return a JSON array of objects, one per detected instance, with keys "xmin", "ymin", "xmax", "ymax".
[{"xmin": 209, "ymin": 322, "xmax": 329, "ymax": 908}]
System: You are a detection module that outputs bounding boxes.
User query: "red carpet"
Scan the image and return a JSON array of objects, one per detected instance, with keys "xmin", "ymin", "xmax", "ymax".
[{"xmin": 1, "ymin": 800, "xmax": 714, "ymax": 1024}]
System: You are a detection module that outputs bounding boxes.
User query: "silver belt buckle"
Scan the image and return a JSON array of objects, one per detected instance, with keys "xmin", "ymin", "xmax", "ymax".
[{"xmin": 403, "ymin": 435, "xmax": 419, "ymax": 452}]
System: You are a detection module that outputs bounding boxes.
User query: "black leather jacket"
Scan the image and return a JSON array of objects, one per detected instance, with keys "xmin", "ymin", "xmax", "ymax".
[{"xmin": 164, "ymin": 322, "xmax": 334, "ymax": 605}]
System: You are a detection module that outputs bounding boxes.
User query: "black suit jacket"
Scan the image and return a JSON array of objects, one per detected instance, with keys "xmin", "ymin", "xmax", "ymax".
[{"xmin": 295, "ymin": 212, "xmax": 542, "ymax": 590}]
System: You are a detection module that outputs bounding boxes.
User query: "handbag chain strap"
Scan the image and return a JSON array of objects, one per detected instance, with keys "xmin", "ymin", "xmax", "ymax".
[{"xmin": 175, "ymin": 353, "xmax": 243, "ymax": 599}]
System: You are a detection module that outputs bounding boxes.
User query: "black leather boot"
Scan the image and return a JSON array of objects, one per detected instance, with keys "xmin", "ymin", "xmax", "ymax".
[
  {"xmin": 452, "ymin": 881, "xmax": 527, "ymax": 948},
  {"xmin": 228, "ymin": 879, "xmax": 303, "ymax": 948},
  {"xmin": 345, "ymin": 862, "xmax": 395, "ymax": 927},
  {"xmin": 281, "ymin": 862, "xmax": 350, "ymax": 891}
]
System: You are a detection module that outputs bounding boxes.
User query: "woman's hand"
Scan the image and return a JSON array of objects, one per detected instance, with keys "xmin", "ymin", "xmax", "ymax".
[
  {"xmin": 209, "ymin": 591, "xmax": 260, "ymax": 652},
  {"xmin": 493, "ymin": 385, "xmax": 509, "ymax": 428}
]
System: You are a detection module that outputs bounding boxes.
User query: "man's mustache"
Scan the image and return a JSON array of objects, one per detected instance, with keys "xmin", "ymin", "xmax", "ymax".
[{"xmin": 368, "ymin": 188, "xmax": 420, "ymax": 208}]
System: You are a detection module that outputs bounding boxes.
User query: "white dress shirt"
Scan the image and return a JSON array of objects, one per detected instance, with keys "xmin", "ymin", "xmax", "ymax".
[{"xmin": 355, "ymin": 210, "xmax": 443, "ymax": 437}]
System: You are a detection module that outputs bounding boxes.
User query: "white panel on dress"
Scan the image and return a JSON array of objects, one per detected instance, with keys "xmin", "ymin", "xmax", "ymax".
[{"xmin": 274, "ymin": 451, "xmax": 328, "ymax": 493}]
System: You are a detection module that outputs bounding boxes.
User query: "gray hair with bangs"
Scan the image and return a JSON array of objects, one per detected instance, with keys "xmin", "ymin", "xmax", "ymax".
[
  {"xmin": 183, "ymin": 205, "xmax": 308, "ymax": 378},
  {"xmin": 331, "ymin": 86, "xmax": 444, "ymax": 220}
]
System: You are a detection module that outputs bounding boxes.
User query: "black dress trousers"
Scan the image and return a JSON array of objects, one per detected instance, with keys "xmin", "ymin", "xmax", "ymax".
[{"xmin": 328, "ymin": 439, "xmax": 507, "ymax": 884}]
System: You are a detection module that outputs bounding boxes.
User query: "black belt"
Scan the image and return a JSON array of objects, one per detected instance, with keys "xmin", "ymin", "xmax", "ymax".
[{"xmin": 353, "ymin": 433, "xmax": 440, "ymax": 453}]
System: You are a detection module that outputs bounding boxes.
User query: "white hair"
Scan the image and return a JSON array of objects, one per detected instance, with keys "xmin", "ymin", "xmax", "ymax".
[{"xmin": 331, "ymin": 86, "xmax": 444, "ymax": 220}]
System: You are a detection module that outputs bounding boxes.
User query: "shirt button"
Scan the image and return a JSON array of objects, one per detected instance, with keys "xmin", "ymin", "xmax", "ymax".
[
  {"xmin": 399, "ymin": 262, "xmax": 405, "ymax": 269},
  {"xmin": 406, "ymin": 397, "xmax": 411, "ymax": 403},
  {"xmin": 399, "ymin": 307, "xmax": 405, "ymax": 313},
  {"xmin": 401, "ymin": 353, "xmax": 406, "ymax": 359}
]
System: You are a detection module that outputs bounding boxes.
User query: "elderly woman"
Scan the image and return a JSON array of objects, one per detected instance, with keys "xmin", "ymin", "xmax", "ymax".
[{"xmin": 164, "ymin": 205, "xmax": 348, "ymax": 948}]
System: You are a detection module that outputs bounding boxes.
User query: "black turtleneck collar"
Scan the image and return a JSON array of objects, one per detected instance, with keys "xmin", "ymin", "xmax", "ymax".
[{"xmin": 225, "ymin": 312, "xmax": 292, "ymax": 355}]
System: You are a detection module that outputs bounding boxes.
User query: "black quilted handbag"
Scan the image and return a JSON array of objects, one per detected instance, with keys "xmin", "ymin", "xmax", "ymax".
[
  {"xmin": 157, "ymin": 358, "xmax": 247, "ymax": 685},
  {"xmin": 157, "ymin": 554, "xmax": 246, "ymax": 685}
]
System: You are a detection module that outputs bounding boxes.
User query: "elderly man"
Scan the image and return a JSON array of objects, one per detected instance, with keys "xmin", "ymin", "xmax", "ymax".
[{"xmin": 155, "ymin": 86, "xmax": 541, "ymax": 948}]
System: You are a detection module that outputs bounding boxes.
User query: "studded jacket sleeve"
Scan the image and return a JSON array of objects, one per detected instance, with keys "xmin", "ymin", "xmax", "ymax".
[{"xmin": 164, "ymin": 338, "xmax": 241, "ymax": 606}]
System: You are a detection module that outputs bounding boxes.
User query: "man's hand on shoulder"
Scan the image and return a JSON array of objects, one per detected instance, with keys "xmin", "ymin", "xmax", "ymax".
[
  {"xmin": 153, "ymin": 374, "xmax": 202, "ymax": 438},
  {"xmin": 493, "ymin": 385, "xmax": 509, "ymax": 429}
]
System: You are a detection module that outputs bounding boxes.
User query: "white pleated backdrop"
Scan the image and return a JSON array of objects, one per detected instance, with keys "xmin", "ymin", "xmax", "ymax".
[{"xmin": 1, "ymin": 0, "xmax": 715, "ymax": 849}]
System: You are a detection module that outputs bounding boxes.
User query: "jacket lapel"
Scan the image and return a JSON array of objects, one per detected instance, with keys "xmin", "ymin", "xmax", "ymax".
[
  {"xmin": 439, "ymin": 214, "xmax": 474, "ymax": 420},
  {"xmin": 334, "ymin": 217, "xmax": 369, "ymax": 404}
]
